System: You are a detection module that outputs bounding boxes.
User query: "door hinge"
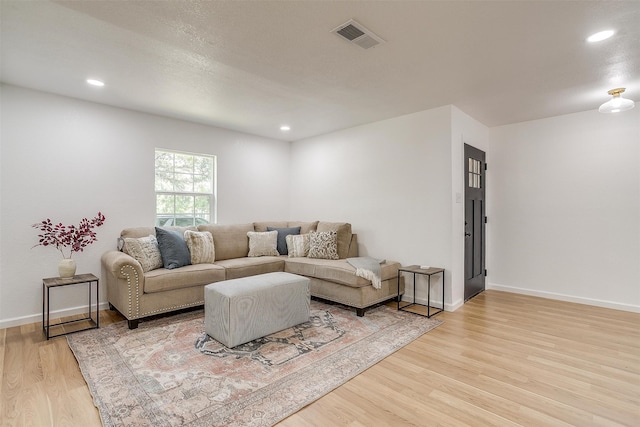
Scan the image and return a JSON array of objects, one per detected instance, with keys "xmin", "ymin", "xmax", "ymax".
[
  {"xmin": 484, "ymin": 163, "xmax": 488, "ymax": 171},
  {"xmin": 484, "ymin": 216, "xmax": 488, "ymax": 224},
  {"xmin": 484, "ymin": 269, "xmax": 488, "ymax": 276}
]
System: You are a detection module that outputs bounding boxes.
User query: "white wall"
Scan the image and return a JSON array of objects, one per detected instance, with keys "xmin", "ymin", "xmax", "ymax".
[
  {"xmin": 488, "ymin": 108, "xmax": 640, "ymax": 311},
  {"xmin": 0, "ymin": 84, "xmax": 291, "ymax": 327},
  {"xmin": 3, "ymin": 83, "xmax": 636, "ymax": 328},
  {"xmin": 290, "ymin": 106, "xmax": 457, "ymax": 308}
]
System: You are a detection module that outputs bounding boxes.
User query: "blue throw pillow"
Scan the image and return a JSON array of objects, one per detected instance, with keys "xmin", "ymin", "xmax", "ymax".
[
  {"xmin": 267, "ymin": 226, "xmax": 301, "ymax": 255},
  {"xmin": 155, "ymin": 227, "xmax": 191, "ymax": 269}
]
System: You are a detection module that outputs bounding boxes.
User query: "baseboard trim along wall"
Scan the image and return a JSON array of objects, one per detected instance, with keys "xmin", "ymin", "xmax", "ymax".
[
  {"xmin": 487, "ymin": 282, "xmax": 640, "ymax": 314},
  {"xmin": 0, "ymin": 302, "xmax": 112, "ymax": 330},
  {"xmin": 0, "ymin": 297, "xmax": 465, "ymax": 329},
  {"xmin": 400, "ymin": 295, "xmax": 463, "ymax": 313}
]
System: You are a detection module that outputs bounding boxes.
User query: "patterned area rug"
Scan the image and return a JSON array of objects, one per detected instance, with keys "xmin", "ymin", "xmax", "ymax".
[{"xmin": 68, "ymin": 300, "xmax": 442, "ymax": 427}]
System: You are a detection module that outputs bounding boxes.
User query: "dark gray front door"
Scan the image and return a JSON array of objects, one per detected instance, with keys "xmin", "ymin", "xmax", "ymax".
[{"xmin": 464, "ymin": 144, "xmax": 486, "ymax": 301}]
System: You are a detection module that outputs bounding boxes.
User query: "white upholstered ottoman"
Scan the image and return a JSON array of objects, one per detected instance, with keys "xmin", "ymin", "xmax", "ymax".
[{"xmin": 204, "ymin": 272, "xmax": 310, "ymax": 348}]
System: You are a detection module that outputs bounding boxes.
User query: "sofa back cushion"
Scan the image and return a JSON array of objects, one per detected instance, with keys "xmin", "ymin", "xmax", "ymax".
[
  {"xmin": 316, "ymin": 222, "xmax": 352, "ymax": 259},
  {"xmin": 288, "ymin": 221, "xmax": 319, "ymax": 234},
  {"xmin": 198, "ymin": 223, "xmax": 254, "ymax": 260},
  {"xmin": 121, "ymin": 226, "xmax": 195, "ymax": 240},
  {"xmin": 119, "ymin": 226, "xmax": 196, "ymax": 252},
  {"xmin": 121, "ymin": 227, "xmax": 156, "ymax": 240},
  {"xmin": 253, "ymin": 221, "xmax": 318, "ymax": 234},
  {"xmin": 253, "ymin": 221, "xmax": 288, "ymax": 232},
  {"xmin": 348, "ymin": 234, "xmax": 359, "ymax": 258}
]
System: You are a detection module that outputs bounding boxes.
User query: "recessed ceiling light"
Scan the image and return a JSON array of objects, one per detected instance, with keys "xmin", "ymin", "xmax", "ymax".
[
  {"xmin": 280, "ymin": 125, "xmax": 291, "ymax": 132},
  {"xmin": 86, "ymin": 79, "xmax": 105, "ymax": 87},
  {"xmin": 587, "ymin": 30, "xmax": 614, "ymax": 43}
]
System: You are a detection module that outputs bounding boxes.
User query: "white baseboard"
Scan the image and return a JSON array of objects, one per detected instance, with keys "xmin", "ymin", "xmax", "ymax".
[
  {"xmin": 448, "ymin": 298, "xmax": 464, "ymax": 312},
  {"xmin": 400, "ymin": 295, "xmax": 463, "ymax": 312},
  {"xmin": 487, "ymin": 282, "xmax": 640, "ymax": 313},
  {"xmin": 0, "ymin": 302, "xmax": 111, "ymax": 330},
  {"xmin": 17, "ymin": 285, "xmax": 623, "ymax": 330}
]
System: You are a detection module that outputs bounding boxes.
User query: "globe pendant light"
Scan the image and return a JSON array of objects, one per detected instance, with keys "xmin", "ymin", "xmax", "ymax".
[{"xmin": 599, "ymin": 88, "xmax": 635, "ymax": 113}]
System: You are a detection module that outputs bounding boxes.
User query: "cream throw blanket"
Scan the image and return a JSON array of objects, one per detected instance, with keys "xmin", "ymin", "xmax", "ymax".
[{"xmin": 347, "ymin": 257, "xmax": 385, "ymax": 289}]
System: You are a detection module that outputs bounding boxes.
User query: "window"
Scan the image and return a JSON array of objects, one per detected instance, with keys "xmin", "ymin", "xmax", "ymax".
[
  {"xmin": 155, "ymin": 149, "xmax": 216, "ymax": 227},
  {"xmin": 468, "ymin": 158, "xmax": 482, "ymax": 189}
]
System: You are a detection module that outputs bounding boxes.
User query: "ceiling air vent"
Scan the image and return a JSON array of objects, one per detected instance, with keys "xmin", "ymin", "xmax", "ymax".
[{"xmin": 331, "ymin": 19, "xmax": 385, "ymax": 49}]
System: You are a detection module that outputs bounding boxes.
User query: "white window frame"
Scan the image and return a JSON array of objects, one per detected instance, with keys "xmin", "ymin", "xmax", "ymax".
[{"xmin": 154, "ymin": 149, "xmax": 217, "ymax": 227}]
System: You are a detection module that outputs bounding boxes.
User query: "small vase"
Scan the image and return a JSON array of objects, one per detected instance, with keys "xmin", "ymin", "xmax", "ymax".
[{"xmin": 58, "ymin": 258, "xmax": 77, "ymax": 278}]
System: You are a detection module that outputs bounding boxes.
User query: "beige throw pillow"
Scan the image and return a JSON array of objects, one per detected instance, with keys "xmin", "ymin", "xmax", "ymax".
[
  {"xmin": 122, "ymin": 235, "xmax": 163, "ymax": 272},
  {"xmin": 184, "ymin": 230, "xmax": 215, "ymax": 264},
  {"xmin": 307, "ymin": 230, "xmax": 339, "ymax": 260},
  {"xmin": 247, "ymin": 231, "xmax": 279, "ymax": 257},
  {"xmin": 286, "ymin": 233, "xmax": 310, "ymax": 258}
]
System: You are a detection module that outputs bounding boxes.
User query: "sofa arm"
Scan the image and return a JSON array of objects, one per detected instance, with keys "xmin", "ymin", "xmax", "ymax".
[{"xmin": 101, "ymin": 250, "xmax": 144, "ymax": 321}]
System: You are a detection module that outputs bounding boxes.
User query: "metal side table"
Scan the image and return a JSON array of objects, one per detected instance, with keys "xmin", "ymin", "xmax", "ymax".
[
  {"xmin": 42, "ymin": 273, "xmax": 99, "ymax": 339},
  {"xmin": 397, "ymin": 266, "xmax": 445, "ymax": 317}
]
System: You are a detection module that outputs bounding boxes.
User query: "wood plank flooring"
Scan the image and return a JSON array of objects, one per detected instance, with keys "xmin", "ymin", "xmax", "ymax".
[{"xmin": 1, "ymin": 290, "xmax": 639, "ymax": 426}]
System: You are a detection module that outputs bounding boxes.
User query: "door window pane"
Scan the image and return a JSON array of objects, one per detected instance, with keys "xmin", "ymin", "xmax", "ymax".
[{"xmin": 468, "ymin": 159, "xmax": 482, "ymax": 189}]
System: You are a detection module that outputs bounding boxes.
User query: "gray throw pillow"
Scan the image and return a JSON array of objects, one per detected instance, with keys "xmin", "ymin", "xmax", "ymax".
[
  {"xmin": 155, "ymin": 227, "xmax": 191, "ymax": 269},
  {"xmin": 267, "ymin": 226, "xmax": 301, "ymax": 255}
]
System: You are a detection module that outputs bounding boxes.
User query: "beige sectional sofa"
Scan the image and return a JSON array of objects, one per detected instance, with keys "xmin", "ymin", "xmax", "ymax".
[{"xmin": 101, "ymin": 221, "xmax": 403, "ymax": 329}]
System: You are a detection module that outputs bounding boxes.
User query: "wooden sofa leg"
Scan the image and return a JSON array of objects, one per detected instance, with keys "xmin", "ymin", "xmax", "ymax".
[
  {"xmin": 127, "ymin": 319, "xmax": 139, "ymax": 329},
  {"xmin": 356, "ymin": 308, "xmax": 365, "ymax": 317}
]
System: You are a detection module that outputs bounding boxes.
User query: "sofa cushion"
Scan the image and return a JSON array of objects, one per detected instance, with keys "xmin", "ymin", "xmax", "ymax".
[
  {"xmin": 215, "ymin": 257, "xmax": 285, "ymax": 280},
  {"xmin": 286, "ymin": 233, "xmax": 310, "ymax": 258},
  {"xmin": 288, "ymin": 221, "xmax": 319, "ymax": 234},
  {"xmin": 284, "ymin": 258, "xmax": 400, "ymax": 288},
  {"xmin": 253, "ymin": 221, "xmax": 288, "ymax": 232},
  {"xmin": 144, "ymin": 263, "xmax": 226, "ymax": 293},
  {"xmin": 122, "ymin": 235, "xmax": 163, "ymax": 272},
  {"xmin": 267, "ymin": 226, "xmax": 301, "ymax": 255},
  {"xmin": 184, "ymin": 230, "xmax": 215, "ymax": 264},
  {"xmin": 121, "ymin": 226, "xmax": 196, "ymax": 240},
  {"xmin": 254, "ymin": 221, "xmax": 318, "ymax": 234},
  {"xmin": 198, "ymin": 223, "xmax": 253, "ymax": 261},
  {"xmin": 308, "ymin": 230, "xmax": 339, "ymax": 260},
  {"xmin": 316, "ymin": 222, "xmax": 352, "ymax": 259},
  {"xmin": 155, "ymin": 227, "xmax": 191, "ymax": 269}
]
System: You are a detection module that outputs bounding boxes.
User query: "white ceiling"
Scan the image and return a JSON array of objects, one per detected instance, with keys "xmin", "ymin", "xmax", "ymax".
[{"xmin": 2, "ymin": 1, "xmax": 639, "ymax": 141}]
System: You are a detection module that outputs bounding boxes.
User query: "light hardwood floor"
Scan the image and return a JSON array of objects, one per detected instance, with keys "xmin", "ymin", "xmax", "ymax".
[{"xmin": 2, "ymin": 290, "xmax": 639, "ymax": 426}]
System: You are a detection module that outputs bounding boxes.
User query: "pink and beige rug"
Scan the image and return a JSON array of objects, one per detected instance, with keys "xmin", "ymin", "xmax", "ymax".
[{"xmin": 68, "ymin": 300, "xmax": 442, "ymax": 427}]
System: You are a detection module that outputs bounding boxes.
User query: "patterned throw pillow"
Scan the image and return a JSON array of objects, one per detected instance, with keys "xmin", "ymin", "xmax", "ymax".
[
  {"xmin": 286, "ymin": 233, "xmax": 310, "ymax": 258},
  {"xmin": 122, "ymin": 235, "xmax": 163, "ymax": 272},
  {"xmin": 247, "ymin": 231, "xmax": 279, "ymax": 257},
  {"xmin": 184, "ymin": 230, "xmax": 215, "ymax": 264},
  {"xmin": 307, "ymin": 230, "xmax": 339, "ymax": 260}
]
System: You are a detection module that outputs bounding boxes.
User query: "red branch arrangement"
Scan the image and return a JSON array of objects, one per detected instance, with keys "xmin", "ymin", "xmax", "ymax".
[{"xmin": 32, "ymin": 212, "xmax": 106, "ymax": 259}]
